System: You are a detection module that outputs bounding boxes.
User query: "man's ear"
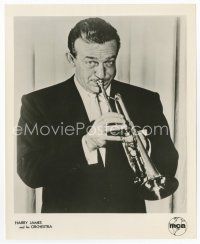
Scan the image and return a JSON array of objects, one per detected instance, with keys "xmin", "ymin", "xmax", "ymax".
[{"xmin": 66, "ymin": 52, "xmax": 76, "ymax": 66}]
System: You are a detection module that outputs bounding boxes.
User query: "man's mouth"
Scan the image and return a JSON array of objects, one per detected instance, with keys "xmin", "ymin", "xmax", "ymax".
[
  {"xmin": 90, "ymin": 79, "xmax": 108, "ymax": 85},
  {"xmin": 90, "ymin": 80, "xmax": 103, "ymax": 86}
]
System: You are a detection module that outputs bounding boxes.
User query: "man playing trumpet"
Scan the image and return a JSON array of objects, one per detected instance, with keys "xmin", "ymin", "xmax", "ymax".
[{"xmin": 17, "ymin": 17, "xmax": 178, "ymax": 213}]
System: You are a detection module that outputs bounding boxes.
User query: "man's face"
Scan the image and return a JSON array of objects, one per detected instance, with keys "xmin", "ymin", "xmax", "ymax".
[{"xmin": 73, "ymin": 38, "xmax": 118, "ymax": 94}]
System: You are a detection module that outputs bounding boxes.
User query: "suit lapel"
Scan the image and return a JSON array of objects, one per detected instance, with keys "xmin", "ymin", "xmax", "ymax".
[
  {"xmin": 60, "ymin": 77, "xmax": 90, "ymax": 135},
  {"xmin": 71, "ymin": 79, "xmax": 89, "ymax": 120}
]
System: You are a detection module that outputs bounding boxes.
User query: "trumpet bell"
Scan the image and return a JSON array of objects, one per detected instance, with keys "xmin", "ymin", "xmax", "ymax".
[{"xmin": 139, "ymin": 176, "xmax": 179, "ymax": 201}]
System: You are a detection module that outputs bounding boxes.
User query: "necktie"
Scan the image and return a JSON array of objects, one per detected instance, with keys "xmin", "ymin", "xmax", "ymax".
[
  {"xmin": 94, "ymin": 94, "xmax": 102, "ymax": 118},
  {"xmin": 88, "ymin": 94, "xmax": 102, "ymax": 121},
  {"xmin": 94, "ymin": 94, "xmax": 105, "ymax": 167}
]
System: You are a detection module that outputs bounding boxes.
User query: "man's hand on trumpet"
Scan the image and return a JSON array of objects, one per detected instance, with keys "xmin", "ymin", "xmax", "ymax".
[{"xmin": 84, "ymin": 112, "xmax": 148, "ymax": 152}]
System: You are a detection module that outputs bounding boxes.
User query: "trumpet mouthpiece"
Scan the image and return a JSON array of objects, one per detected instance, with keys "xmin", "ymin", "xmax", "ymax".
[{"xmin": 96, "ymin": 80, "xmax": 103, "ymax": 87}]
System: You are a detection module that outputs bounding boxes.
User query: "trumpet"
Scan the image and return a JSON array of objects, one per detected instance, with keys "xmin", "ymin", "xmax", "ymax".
[{"xmin": 97, "ymin": 80, "xmax": 178, "ymax": 201}]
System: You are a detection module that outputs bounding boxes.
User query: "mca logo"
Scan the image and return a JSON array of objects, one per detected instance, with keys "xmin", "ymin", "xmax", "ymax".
[{"xmin": 168, "ymin": 217, "xmax": 187, "ymax": 236}]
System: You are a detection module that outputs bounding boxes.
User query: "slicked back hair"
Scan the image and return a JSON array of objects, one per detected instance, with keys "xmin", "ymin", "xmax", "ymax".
[{"xmin": 68, "ymin": 17, "xmax": 121, "ymax": 57}]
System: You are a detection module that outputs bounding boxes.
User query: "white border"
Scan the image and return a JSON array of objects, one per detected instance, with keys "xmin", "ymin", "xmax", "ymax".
[{"xmin": 1, "ymin": 0, "xmax": 199, "ymax": 243}]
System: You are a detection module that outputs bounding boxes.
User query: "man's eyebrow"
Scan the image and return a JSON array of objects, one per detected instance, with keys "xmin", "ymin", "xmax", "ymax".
[
  {"xmin": 84, "ymin": 55, "xmax": 116, "ymax": 60},
  {"xmin": 84, "ymin": 56, "xmax": 97, "ymax": 60},
  {"xmin": 105, "ymin": 55, "xmax": 116, "ymax": 60}
]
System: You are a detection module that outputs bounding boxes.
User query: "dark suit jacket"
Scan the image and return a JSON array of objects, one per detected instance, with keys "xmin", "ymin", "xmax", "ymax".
[{"xmin": 17, "ymin": 76, "xmax": 178, "ymax": 213}]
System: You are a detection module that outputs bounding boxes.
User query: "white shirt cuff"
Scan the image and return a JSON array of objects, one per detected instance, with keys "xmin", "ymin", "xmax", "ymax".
[{"xmin": 82, "ymin": 135, "xmax": 98, "ymax": 165}]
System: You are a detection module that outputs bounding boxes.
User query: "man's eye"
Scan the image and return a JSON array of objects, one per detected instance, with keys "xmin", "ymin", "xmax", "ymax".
[
  {"xmin": 88, "ymin": 61, "xmax": 95, "ymax": 64},
  {"xmin": 105, "ymin": 60, "xmax": 115, "ymax": 67},
  {"xmin": 85, "ymin": 60, "xmax": 98, "ymax": 67}
]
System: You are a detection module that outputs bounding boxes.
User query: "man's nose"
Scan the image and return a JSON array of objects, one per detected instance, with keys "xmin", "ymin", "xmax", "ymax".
[{"xmin": 95, "ymin": 63, "xmax": 105, "ymax": 80}]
